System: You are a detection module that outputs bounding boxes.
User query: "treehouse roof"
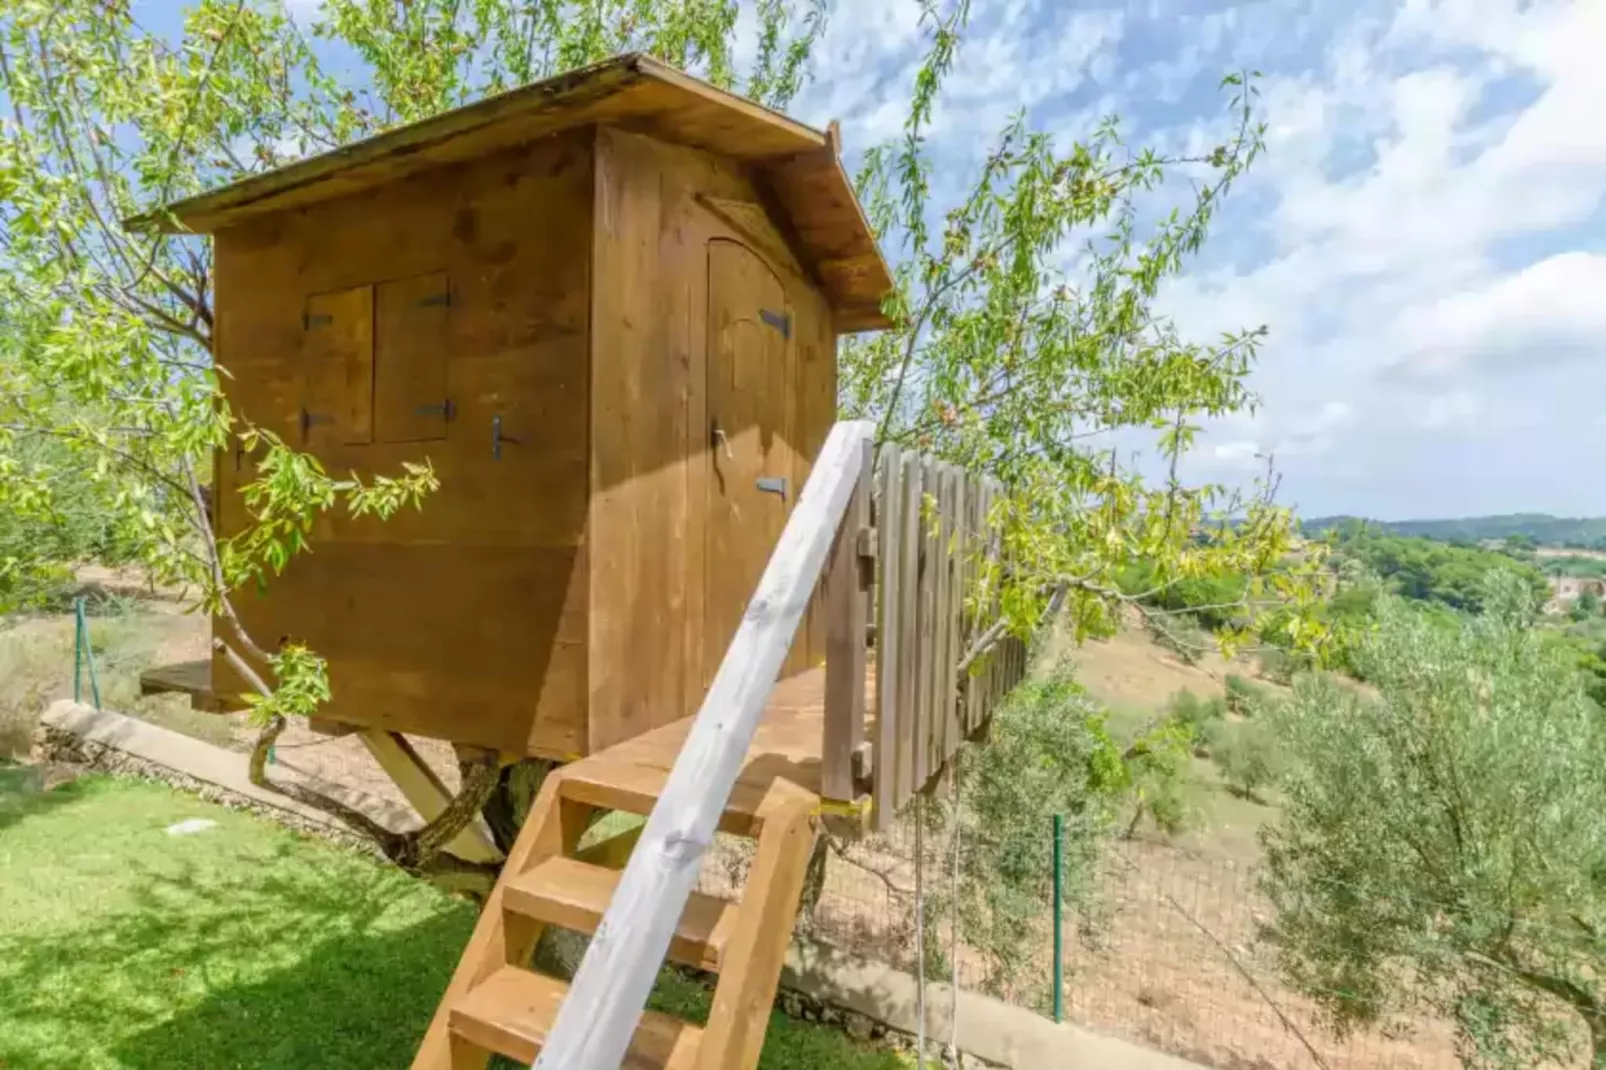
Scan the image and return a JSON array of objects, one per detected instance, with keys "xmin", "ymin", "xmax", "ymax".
[{"xmin": 131, "ymin": 52, "xmax": 893, "ymax": 331}]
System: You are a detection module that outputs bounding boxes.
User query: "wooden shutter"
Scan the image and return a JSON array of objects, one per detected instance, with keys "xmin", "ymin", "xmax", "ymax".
[
  {"xmin": 301, "ymin": 285, "xmax": 374, "ymax": 448},
  {"xmin": 375, "ymin": 272, "xmax": 451, "ymax": 443}
]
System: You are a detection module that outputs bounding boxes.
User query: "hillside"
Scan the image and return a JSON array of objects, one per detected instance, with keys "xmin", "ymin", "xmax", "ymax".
[{"xmin": 1302, "ymin": 512, "xmax": 1606, "ymax": 547}]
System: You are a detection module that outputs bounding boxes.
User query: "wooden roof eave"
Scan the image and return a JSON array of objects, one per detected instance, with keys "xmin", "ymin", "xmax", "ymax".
[{"xmin": 126, "ymin": 52, "xmax": 894, "ymax": 332}]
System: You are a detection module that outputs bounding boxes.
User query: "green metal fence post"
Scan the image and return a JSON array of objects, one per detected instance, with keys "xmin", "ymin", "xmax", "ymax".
[
  {"xmin": 73, "ymin": 597, "xmax": 83, "ymax": 705},
  {"xmin": 1053, "ymin": 812, "xmax": 1064, "ymax": 1023},
  {"xmin": 74, "ymin": 596, "xmax": 102, "ymax": 710}
]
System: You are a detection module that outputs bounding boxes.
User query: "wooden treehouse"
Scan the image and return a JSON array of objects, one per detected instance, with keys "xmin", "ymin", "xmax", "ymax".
[{"xmin": 139, "ymin": 54, "xmax": 1027, "ymax": 1070}]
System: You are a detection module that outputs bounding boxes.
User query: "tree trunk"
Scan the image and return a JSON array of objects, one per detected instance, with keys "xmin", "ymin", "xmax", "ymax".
[
  {"xmin": 795, "ymin": 835, "xmax": 829, "ymax": 931},
  {"xmin": 480, "ymin": 758, "xmax": 554, "ymax": 855}
]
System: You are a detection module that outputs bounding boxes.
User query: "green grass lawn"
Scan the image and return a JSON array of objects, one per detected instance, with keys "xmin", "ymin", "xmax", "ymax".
[{"xmin": 0, "ymin": 777, "xmax": 908, "ymax": 1070}]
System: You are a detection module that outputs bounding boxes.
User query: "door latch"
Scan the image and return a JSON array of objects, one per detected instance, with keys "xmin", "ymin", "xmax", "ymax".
[
  {"xmin": 711, "ymin": 423, "xmax": 734, "ymax": 460},
  {"xmin": 756, "ymin": 476, "xmax": 788, "ymax": 501},
  {"xmin": 492, "ymin": 414, "xmax": 519, "ymax": 461}
]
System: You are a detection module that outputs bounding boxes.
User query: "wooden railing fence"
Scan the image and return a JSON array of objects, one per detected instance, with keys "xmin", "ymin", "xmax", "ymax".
[{"xmin": 821, "ymin": 443, "xmax": 1029, "ymax": 830}]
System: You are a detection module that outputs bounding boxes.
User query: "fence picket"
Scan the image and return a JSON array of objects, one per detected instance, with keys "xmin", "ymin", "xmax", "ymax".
[
  {"xmin": 874, "ymin": 445, "xmax": 903, "ymax": 831},
  {"xmin": 897, "ymin": 453, "xmax": 923, "ymax": 806}
]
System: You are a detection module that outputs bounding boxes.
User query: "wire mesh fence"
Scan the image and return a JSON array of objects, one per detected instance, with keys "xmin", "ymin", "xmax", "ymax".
[{"xmin": 695, "ymin": 798, "xmax": 1591, "ymax": 1070}]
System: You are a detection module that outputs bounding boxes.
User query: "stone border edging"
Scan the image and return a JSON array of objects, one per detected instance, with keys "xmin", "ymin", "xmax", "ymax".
[{"xmin": 33, "ymin": 700, "xmax": 418, "ymax": 855}]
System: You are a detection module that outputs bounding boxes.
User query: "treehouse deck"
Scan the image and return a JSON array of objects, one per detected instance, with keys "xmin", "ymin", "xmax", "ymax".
[
  {"xmin": 138, "ymin": 659, "xmax": 226, "ymax": 712},
  {"xmin": 570, "ymin": 666, "xmax": 875, "ymax": 812}
]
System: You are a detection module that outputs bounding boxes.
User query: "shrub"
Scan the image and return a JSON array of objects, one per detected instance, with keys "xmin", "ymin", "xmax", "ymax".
[
  {"xmin": 1167, "ymin": 688, "xmax": 1226, "ymax": 751},
  {"xmin": 1224, "ymin": 673, "xmax": 1270, "ymax": 715},
  {"xmin": 1213, "ymin": 719, "xmax": 1285, "ymax": 802}
]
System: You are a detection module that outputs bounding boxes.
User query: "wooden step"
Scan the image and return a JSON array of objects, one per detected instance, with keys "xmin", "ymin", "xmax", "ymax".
[
  {"xmin": 504, "ymin": 857, "xmax": 738, "ymax": 971},
  {"xmin": 557, "ymin": 760, "xmax": 778, "ymax": 836},
  {"xmin": 448, "ymin": 965, "xmax": 701, "ymax": 1068}
]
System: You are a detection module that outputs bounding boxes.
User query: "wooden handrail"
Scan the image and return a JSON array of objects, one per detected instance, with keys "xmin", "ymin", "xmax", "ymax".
[{"xmin": 531, "ymin": 419, "xmax": 875, "ymax": 1070}]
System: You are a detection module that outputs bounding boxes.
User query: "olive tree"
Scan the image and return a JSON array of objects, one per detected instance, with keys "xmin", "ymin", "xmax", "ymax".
[{"xmin": 1262, "ymin": 573, "xmax": 1606, "ymax": 1068}]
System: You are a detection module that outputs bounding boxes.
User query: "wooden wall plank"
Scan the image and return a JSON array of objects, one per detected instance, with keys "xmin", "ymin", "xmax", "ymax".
[{"xmin": 873, "ymin": 444, "xmax": 902, "ymax": 831}]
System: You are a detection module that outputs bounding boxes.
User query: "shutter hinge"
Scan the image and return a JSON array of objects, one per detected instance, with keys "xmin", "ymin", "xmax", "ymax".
[
  {"xmin": 759, "ymin": 308, "xmax": 791, "ymax": 339},
  {"xmin": 300, "ymin": 409, "xmax": 333, "ymax": 438},
  {"xmin": 414, "ymin": 399, "xmax": 455, "ymax": 421}
]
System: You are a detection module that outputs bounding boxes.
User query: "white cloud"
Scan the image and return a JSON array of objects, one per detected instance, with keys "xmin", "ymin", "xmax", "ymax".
[
  {"xmin": 1388, "ymin": 252, "xmax": 1606, "ymax": 380},
  {"xmin": 1148, "ymin": 0, "xmax": 1606, "ymax": 515},
  {"xmin": 1416, "ymin": 390, "xmax": 1482, "ymax": 432},
  {"xmin": 1213, "ymin": 439, "xmax": 1262, "ymax": 463}
]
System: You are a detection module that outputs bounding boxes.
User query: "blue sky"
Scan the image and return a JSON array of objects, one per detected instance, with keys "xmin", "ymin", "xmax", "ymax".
[
  {"xmin": 169, "ymin": 0, "xmax": 1606, "ymax": 521},
  {"xmin": 779, "ymin": 0, "xmax": 1606, "ymax": 521}
]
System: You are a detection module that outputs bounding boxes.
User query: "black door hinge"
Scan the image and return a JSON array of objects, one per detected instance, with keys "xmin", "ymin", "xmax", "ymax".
[
  {"xmin": 300, "ymin": 409, "xmax": 333, "ymax": 438},
  {"xmin": 414, "ymin": 399, "xmax": 455, "ymax": 421},
  {"xmin": 303, "ymin": 313, "xmax": 333, "ymax": 329},
  {"xmin": 759, "ymin": 308, "xmax": 791, "ymax": 339},
  {"xmin": 418, "ymin": 292, "xmax": 451, "ymax": 308}
]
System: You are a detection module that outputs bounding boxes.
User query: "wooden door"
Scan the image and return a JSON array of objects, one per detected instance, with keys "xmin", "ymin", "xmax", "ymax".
[{"xmin": 705, "ymin": 239, "xmax": 795, "ymax": 682}]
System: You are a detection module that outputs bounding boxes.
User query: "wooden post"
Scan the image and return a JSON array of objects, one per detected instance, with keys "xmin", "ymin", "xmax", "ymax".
[
  {"xmin": 822, "ymin": 439, "xmax": 872, "ymax": 803},
  {"xmin": 530, "ymin": 421, "xmax": 874, "ymax": 1070},
  {"xmin": 873, "ymin": 444, "xmax": 903, "ymax": 832},
  {"xmin": 916, "ymin": 456, "xmax": 941, "ymax": 788},
  {"xmin": 358, "ymin": 729, "xmax": 503, "ymax": 864}
]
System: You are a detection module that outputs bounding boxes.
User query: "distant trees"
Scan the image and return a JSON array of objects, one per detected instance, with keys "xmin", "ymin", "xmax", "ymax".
[
  {"xmin": 1262, "ymin": 574, "xmax": 1606, "ymax": 1069},
  {"xmin": 1330, "ymin": 530, "xmax": 1549, "ymax": 615}
]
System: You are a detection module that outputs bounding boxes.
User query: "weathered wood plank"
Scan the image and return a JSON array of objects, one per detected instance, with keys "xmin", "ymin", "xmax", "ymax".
[
  {"xmin": 949, "ymin": 468, "xmax": 968, "ymax": 744},
  {"xmin": 822, "ymin": 439, "xmax": 871, "ymax": 802},
  {"xmin": 930, "ymin": 464, "xmax": 954, "ymax": 776},
  {"xmin": 912, "ymin": 456, "xmax": 938, "ymax": 789},
  {"xmin": 873, "ymin": 444, "xmax": 903, "ymax": 832},
  {"xmin": 896, "ymin": 452, "xmax": 923, "ymax": 809},
  {"xmin": 530, "ymin": 420, "xmax": 874, "ymax": 1070}
]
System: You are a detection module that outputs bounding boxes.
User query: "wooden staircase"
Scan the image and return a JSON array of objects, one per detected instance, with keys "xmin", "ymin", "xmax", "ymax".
[
  {"xmin": 412, "ymin": 420, "xmax": 1027, "ymax": 1070},
  {"xmin": 413, "ymin": 757, "xmax": 819, "ymax": 1069}
]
